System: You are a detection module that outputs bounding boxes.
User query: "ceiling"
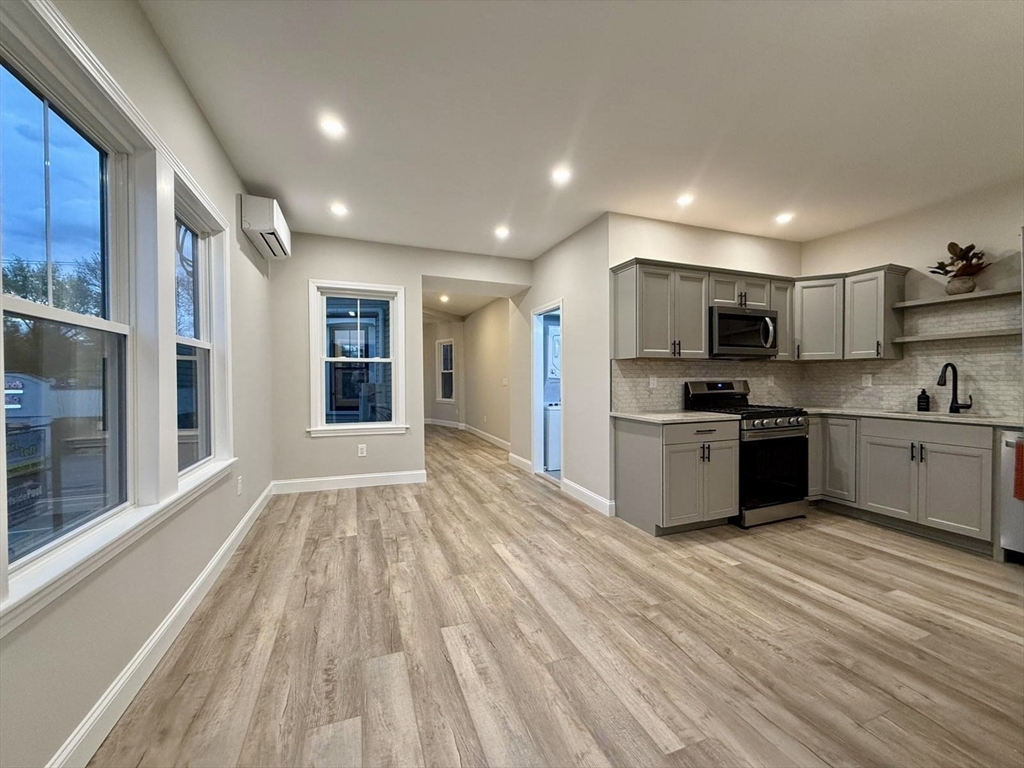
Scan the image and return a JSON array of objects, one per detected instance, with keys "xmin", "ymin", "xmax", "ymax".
[
  {"xmin": 422, "ymin": 275, "xmax": 527, "ymax": 317},
  {"xmin": 141, "ymin": 0, "xmax": 1023, "ymax": 259}
]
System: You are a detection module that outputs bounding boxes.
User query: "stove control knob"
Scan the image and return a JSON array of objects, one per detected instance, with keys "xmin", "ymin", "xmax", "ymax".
[
  {"xmin": 788, "ymin": 417, "xmax": 799, "ymax": 425},
  {"xmin": 752, "ymin": 419, "xmax": 763, "ymax": 427},
  {"xmin": 774, "ymin": 418, "xmax": 786, "ymax": 426},
  {"xmin": 797, "ymin": 416, "xmax": 806, "ymax": 425}
]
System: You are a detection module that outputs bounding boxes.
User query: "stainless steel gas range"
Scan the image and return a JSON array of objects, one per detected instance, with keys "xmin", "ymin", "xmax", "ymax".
[{"xmin": 684, "ymin": 380, "xmax": 809, "ymax": 527}]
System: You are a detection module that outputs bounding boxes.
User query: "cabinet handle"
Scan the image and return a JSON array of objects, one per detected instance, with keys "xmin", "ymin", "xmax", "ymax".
[
  {"xmin": 910, "ymin": 443, "xmax": 915, "ymax": 462},
  {"xmin": 695, "ymin": 428, "xmax": 717, "ymax": 434},
  {"xmin": 919, "ymin": 443, "xmax": 926, "ymax": 462},
  {"xmin": 706, "ymin": 443, "xmax": 711, "ymax": 462},
  {"xmin": 876, "ymin": 340, "xmax": 881, "ymax": 357},
  {"xmin": 740, "ymin": 291, "xmax": 747, "ymax": 307},
  {"xmin": 796, "ymin": 343, "xmax": 801, "ymax": 360}
]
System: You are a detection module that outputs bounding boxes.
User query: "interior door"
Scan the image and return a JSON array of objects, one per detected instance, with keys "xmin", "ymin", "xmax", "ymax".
[
  {"xmin": 638, "ymin": 265, "xmax": 674, "ymax": 357},
  {"xmin": 859, "ymin": 435, "xmax": 916, "ymax": 519},
  {"xmin": 918, "ymin": 442, "xmax": 992, "ymax": 540},
  {"xmin": 704, "ymin": 440, "xmax": 739, "ymax": 519},
  {"xmin": 663, "ymin": 443, "xmax": 702, "ymax": 526}
]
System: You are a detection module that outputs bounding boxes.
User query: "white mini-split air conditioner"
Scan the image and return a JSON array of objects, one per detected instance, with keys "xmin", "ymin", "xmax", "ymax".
[{"xmin": 241, "ymin": 194, "xmax": 291, "ymax": 260}]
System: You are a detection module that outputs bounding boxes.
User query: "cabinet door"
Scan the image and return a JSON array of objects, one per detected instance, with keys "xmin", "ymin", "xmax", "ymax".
[
  {"xmin": 638, "ymin": 265, "xmax": 674, "ymax": 357},
  {"xmin": 823, "ymin": 417, "xmax": 857, "ymax": 502},
  {"xmin": 663, "ymin": 443, "xmax": 703, "ymax": 526},
  {"xmin": 918, "ymin": 442, "xmax": 992, "ymax": 540},
  {"xmin": 739, "ymin": 277, "xmax": 770, "ymax": 309},
  {"xmin": 770, "ymin": 281, "xmax": 794, "ymax": 360},
  {"xmin": 704, "ymin": 440, "xmax": 739, "ymax": 519},
  {"xmin": 859, "ymin": 435, "xmax": 916, "ymax": 519},
  {"xmin": 709, "ymin": 274, "xmax": 740, "ymax": 306},
  {"xmin": 844, "ymin": 271, "xmax": 884, "ymax": 359},
  {"xmin": 807, "ymin": 416, "xmax": 823, "ymax": 497},
  {"xmin": 794, "ymin": 278, "xmax": 844, "ymax": 360},
  {"xmin": 672, "ymin": 269, "xmax": 709, "ymax": 359}
]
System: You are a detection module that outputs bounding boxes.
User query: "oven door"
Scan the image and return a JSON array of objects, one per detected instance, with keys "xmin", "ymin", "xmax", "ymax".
[
  {"xmin": 740, "ymin": 431, "xmax": 808, "ymax": 510},
  {"xmin": 711, "ymin": 307, "xmax": 778, "ymax": 357}
]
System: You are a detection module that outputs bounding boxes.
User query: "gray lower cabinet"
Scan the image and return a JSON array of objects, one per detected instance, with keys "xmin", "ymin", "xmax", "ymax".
[
  {"xmin": 807, "ymin": 416, "xmax": 823, "ymax": 497},
  {"xmin": 613, "ymin": 418, "xmax": 739, "ymax": 534},
  {"xmin": 823, "ymin": 417, "xmax": 857, "ymax": 502},
  {"xmin": 709, "ymin": 273, "xmax": 770, "ymax": 309},
  {"xmin": 856, "ymin": 419, "xmax": 993, "ymax": 540},
  {"xmin": 612, "ymin": 264, "xmax": 709, "ymax": 359},
  {"xmin": 770, "ymin": 280, "xmax": 794, "ymax": 360},
  {"xmin": 794, "ymin": 278, "xmax": 844, "ymax": 360}
]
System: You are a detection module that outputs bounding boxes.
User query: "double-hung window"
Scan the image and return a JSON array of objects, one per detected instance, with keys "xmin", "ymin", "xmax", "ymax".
[
  {"xmin": 309, "ymin": 280, "xmax": 406, "ymax": 436},
  {"xmin": 437, "ymin": 339, "xmax": 454, "ymax": 403},
  {"xmin": 174, "ymin": 215, "xmax": 211, "ymax": 472},
  {"xmin": 1, "ymin": 61, "xmax": 128, "ymax": 563}
]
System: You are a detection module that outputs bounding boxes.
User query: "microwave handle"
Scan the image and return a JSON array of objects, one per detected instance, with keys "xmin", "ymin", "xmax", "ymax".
[{"xmin": 762, "ymin": 316, "xmax": 775, "ymax": 349}]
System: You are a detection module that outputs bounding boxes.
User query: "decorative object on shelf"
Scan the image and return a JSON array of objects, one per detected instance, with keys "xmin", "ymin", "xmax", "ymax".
[
  {"xmin": 916, "ymin": 389, "xmax": 930, "ymax": 412},
  {"xmin": 929, "ymin": 242, "xmax": 989, "ymax": 295}
]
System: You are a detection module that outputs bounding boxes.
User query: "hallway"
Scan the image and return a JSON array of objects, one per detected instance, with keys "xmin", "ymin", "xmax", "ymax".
[{"xmin": 91, "ymin": 426, "xmax": 1024, "ymax": 768}]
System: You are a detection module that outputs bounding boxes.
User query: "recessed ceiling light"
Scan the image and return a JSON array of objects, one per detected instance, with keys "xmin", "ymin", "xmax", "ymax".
[
  {"xmin": 319, "ymin": 115, "xmax": 346, "ymax": 139},
  {"xmin": 676, "ymin": 194, "xmax": 694, "ymax": 207},
  {"xmin": 551, "ymin": 165, "xmax": 572, "ymax": 187},
  {"xmin": 439, "ymin": 295, "xmax": 450, "ymax": 303},
  {"xmin": 330, "ymin": 202, "xmax": 349, "ymax": 217},
  {"xmin": 494, "ymin": 225, "xmax": 511, "ymax": 240},
  {"xmin": 775, "ymin": 212, "xmax": 794, "ymax": 224}
]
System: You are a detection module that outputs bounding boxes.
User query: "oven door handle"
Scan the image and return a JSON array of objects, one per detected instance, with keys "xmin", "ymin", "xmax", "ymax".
[
  {"xmin": 761, "ymin": 316, "xmax": 775, "ymax": 350},
  {"xmin": 741, "ymin": 427, "xmax": 808, "ymax": 441}
]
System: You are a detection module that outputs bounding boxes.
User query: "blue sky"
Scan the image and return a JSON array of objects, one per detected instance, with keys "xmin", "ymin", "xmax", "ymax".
[{"xmin": 1, "ymin": 63, "xmax": 103, "ymax": 273}]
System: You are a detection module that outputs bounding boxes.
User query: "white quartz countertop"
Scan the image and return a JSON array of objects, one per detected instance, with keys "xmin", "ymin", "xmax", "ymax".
[
  {"xmin": 610, "ymin": 411, "xmax": 741, "ymax": 424},
  {"xmin": 610, "ymin": 408, "xmax": 1022, "ymax": 429},
  {"xmin": 803, "ymin": 407, "xmax": 1023, "ymax": 429}
]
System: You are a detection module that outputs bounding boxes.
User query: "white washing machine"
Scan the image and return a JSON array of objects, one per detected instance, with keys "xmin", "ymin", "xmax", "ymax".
[{"xmin": 544, "ymin": 404, "xmax": 562, "ymax": 471}]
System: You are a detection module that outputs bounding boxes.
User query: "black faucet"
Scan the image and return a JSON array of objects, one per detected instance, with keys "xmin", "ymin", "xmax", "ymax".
[{"xmin": 936, "ymin": 363, "xmax": 972, "ymax": 414}]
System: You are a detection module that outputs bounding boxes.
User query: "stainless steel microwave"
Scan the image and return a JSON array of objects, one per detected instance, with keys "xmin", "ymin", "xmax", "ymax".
[{"xmin": 710, "ymin": 306, "xmax": 778, "ymax": 357}]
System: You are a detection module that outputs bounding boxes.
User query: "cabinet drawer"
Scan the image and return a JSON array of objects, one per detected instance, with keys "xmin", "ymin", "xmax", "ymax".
[
  {"xmin": 664, "ymin": 421, "xmax": 739, "ymax": 445},
  {"xmin": 860, "ymin": 418, "xmax": 992, "ymax": 449}
]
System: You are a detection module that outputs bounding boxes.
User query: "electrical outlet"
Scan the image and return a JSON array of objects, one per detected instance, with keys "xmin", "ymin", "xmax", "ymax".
[
  {"xmin": 236, "ymin": 476, "xmax": 243, "ymax": 496},
  {"xmin": 502, "ymin": 377, "xmax": 509, "ymax": 387},
  {"xmin": 862, "ymin": 374, "xmax": 873, "ymax": 387},
  {"xmin": 648, "ymin": 375, "xmax": 657, "ymax": 390},
  {"xmin": 358, "ymin": 444, "xmax": 367, "ymax": 457}
]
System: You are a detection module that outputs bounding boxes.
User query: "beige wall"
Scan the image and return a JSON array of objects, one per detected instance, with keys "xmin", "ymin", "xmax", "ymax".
[
  {"xmin": 0, "ymin": 2, "xmax": 274, "ymax": 767},
  {"xmin": 609, "ymin": 212, "xmax": 802, "ymax": 275},
  {"xmin": 464, "ymin": 298, "xmax": 511, "ymax": 443},
  {"xmin": 423, "ymin": 319, "xmax": 464, "ymax": 425},
  {"xmin": 270, "ymin": 233, "xmax": 531, "ymax": 481},
  {"xmin": 800, "ymin": 179, "xmax": 1024, "ymax": 298}
]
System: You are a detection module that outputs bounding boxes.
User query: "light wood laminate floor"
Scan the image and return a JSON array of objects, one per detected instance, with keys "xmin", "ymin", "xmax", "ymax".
[{"xmin": 91, "ymin": 426, "xmax": 1024, "ymax": 768}]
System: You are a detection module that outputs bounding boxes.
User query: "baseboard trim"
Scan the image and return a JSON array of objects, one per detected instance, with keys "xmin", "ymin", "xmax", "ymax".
[
  {"xmin": 562, "ymin": 477, "xmax": 616, "ymax": 517},
  {"xmin": 508, "ymin": 453, "xmax": 532, "ymax": 472},
  {"xmin": 424, "ymin": 418, "xmax": 465, "ymax": 429},
  {"xmin": 464, "ymin": 424, "xmax": 511, "ymax": 451},
  {"xmin": 271, "ymin": 469, "xmax": 427, "ymax": 494},
  {"xmin": 47, "ymin": 482, "xmax": 274, "ymax": 768}
]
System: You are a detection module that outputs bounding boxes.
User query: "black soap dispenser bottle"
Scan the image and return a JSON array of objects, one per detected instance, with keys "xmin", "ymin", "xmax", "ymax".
[{"xmin": 917, "ymin": 389, "xmax": 930, "ymax": 412}]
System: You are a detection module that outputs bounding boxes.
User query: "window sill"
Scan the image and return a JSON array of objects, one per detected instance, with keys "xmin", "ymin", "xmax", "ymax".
[
  {"xmin": 307, "ymin": 424, "xmax": 410, "ymax": 438},
  {"xmin": 436, "ymin": 399, "xmax": 456, "ymax": 405},
  {"xmin": 0, "ymin": 457, "xmax": 237, "ymax": 638}
]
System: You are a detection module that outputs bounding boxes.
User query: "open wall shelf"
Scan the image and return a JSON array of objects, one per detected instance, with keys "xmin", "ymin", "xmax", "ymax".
[
  {"xmin": 892, "ymin": 327, "xmax": 1023, "ymax": 344},
  {"xmin": 893, "ymin": 288, "xmax": 1022, "ymax": 310}
]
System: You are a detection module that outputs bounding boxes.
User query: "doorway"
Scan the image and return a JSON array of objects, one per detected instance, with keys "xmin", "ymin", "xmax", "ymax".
[{"xmin": 532, "ymin": 302, "xmax": 562, "ymax": 483}]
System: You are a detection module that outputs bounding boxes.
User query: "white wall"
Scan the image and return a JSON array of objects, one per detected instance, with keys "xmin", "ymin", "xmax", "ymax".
[
  {"xmin": 270, "ymin": 233, "xmax": 531, "ymax": 482},
  {"xmin": 0, "ymin": 2, "xmax": 274, "ymax": 767},
  {"xmin": 609, "ymin": 212, "xmax": 802, "ymax": 275},
  {"xmin": 801, "ymin": 179, "xmax": 1024, "ymax": 298},
  {"xmin": 423, "ymin": 319, "xmax": 464, "ymax": 425},
  {"xmin": 463, "ymin": 298, "xmax": 511, "ymax": 443}
]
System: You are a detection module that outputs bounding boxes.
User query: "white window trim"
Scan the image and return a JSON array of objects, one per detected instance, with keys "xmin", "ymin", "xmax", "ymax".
[
  {"xmin": 0, "ymin": 0, "xmax": 235, "ymax": 623},
  {"xmin": 308, "ymin": 279, "xmax": 408, "ymax": 437},
  {"xmin": 436, "ymin": 338, "xmax": 455, "ymax": 404}
]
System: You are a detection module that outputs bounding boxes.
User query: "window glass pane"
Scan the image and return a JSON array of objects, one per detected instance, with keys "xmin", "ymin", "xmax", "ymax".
[
  {"xmin": 441, "ymin": 372, "xmax": 454, "ymax": 400},
  {"xmin": 177, "ymin": 343, "xmax": 211, "ymax": 471},
  {"xmin": 325, "ymin": 362, "xmax": 392, "ymax": 423},
  {"xmin": 325, "ymin": 296, "xmax": 361, "ymax": 357},
  {"xmin": 49, "ymin": 109, "xmax": 104, "ymax": 316},
  {"xmin": 175, "ymin": 220, "xmax": 200, "ymax": 338},
  {"xmin": 4, "ymin": 312, "xmax": 126, "ymax": 562},
  {"xmin": 442, "ymin": 343, "xmax": 453, "ymax": 371},
  {"xmin": 1, "ymin": 64, "xmax": 48, "ymax": 305},
  {"xmin": 360, "ymin": 298, "xmax": 390, "ymax": 358}
]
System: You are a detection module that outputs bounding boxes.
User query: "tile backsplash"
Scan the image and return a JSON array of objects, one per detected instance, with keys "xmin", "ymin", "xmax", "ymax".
[{"xmin": 612, "ymin": 296, "xmax": 1022, "ymax": 419}]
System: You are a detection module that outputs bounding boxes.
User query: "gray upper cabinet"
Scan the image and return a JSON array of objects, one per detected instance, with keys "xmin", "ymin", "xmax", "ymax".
[
  {"xmin": 794, "ymin": 278, "xmax": 844, "ymax": 360},
  {"xmin": 769, "ymin": 280, "xmax": 794, "ymax": 360},
  {"xmin": 709, "ymin": 273, "xmax": 770, "ymax": 309},
  {"xmin": 612, "ymin": 263, "xmax": 708, "ymax": 359},
  {"xmin": 823, "ymin": 416, "xmax": 857, "ymax": 502},
  {"xmin": 844, "ymin": 267, "xmax": 906, "ymax": 360}
]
